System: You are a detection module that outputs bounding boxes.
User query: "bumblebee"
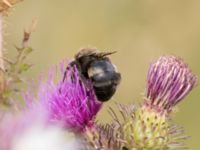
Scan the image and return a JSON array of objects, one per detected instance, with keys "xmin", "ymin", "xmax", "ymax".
[{"xmin": 65, "ymin": 48, "xmax": 121, "ymax": 102}]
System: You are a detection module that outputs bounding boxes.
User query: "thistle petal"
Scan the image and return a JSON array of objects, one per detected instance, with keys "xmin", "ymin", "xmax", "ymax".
[{"xmin": 146, "ymin": 56, "xmax": 197, "ymax": 111}]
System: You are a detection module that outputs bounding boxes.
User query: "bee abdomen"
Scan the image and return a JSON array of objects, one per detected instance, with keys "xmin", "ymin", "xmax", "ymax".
[
  {"xmin": 88, "ymin": 60, "xmax": 121, "ymax": 102},
  {"xmin": 93, "ymin": 85, "xmax": 117, "ymax": 101}
]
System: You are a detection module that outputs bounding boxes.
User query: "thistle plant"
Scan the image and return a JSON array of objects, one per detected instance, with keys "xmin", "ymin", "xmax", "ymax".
[
  {"xmin": 0, "ymin": 54, "xmax": 197, "ymax": 150},
  {"xmin": 0, "ymin": 0, "xmax": 34, "ymax": 106},
  {"xmin": 0, "ymin": 1, "xmax": 198, "ymax": 150},
  {"xmin": 3, "ymin": 29, "xmax": 34, "ymax": 103}
]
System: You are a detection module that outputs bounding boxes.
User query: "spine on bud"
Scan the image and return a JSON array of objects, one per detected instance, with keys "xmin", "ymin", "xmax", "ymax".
[{"xmin": 132, "ymin": 106, "xmax": 169, "ymax": 149}]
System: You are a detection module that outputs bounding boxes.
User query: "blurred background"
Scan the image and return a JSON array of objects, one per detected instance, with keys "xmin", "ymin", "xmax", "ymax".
[{"xmin": 5, "ymin": 0, "xmax": 200, "ymax": 149}]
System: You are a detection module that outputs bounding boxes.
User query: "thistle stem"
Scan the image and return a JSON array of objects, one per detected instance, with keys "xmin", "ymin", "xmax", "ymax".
[
  {"xmin": 0, "ymin": 14, "xmax": 4, "ymax": 70},
  {"xmin": 0, "ymin": 14, "xmax": 5, "ymax": 101}
]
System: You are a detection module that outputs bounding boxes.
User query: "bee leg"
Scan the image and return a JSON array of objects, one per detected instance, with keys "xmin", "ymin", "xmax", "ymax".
[
  {"xmin": 60, "ymin": 61, "xmax": 78, "ymax": 94},
  {"xmin": 62, "ymin": 60, "xmax": 78, "ymax": 82},
  {"xmin": 61, "ymin": 60, "xmax": 92, "ymax": 96}
]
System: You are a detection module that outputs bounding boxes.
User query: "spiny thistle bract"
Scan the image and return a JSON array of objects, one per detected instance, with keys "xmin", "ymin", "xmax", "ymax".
[{"xmin": 83, "ymin": 56, "xmax": 197, "ymax": 150}]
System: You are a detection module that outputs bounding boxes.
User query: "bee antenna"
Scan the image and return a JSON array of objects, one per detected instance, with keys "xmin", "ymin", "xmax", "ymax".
[{"xmin": 100, "ymin": 51, "xmax": 117, "ymax": 57}]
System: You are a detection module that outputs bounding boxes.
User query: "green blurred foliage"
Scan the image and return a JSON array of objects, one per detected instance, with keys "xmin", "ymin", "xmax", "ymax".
[{"xmin": 4, "ymin": 0, "xmax": 200, "ymax": 149}]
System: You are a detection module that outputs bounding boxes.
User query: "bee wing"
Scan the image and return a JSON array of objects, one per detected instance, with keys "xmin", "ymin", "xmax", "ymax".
[
  {"xmin": 75, "ymin": 48, "xmax": 98, "ymax": 59},
  {"xmin": 75, "ymin": 48, "xmax": 117, "ymax": 59}
]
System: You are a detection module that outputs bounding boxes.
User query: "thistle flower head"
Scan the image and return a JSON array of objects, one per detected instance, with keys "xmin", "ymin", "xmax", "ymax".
[
  {"xmin": 24, "ymin": 61, "xmax": 102, "ymax": 133},
  {"xmin": 125, "ymin": 56, "xmax": 197, "ymax": 149},
  {"xmin": 146, "ymin": 56, "xmax": 197, "ymax": 112}
]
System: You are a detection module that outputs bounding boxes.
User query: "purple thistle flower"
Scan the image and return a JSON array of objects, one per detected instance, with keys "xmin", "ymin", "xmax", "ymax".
[
  {"xmin": 24, "ymin": 61, "xmax": 102, "ymax": 133},
  {"xmin": 145, "ymin": 56, "xmax": 197, "ymax": 112}
]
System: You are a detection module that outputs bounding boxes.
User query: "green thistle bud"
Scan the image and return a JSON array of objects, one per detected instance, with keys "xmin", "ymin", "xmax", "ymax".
[
  {"xmin": 121, "ymin": 104, "xmax": 187, "ymax": 150},
  {"xmin": 123, "ymin": 56, "xmax": 196, "ymax": 150}
]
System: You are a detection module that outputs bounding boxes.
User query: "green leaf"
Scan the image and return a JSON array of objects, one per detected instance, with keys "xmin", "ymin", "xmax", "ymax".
[
  {"xmin": 12, "ymin": 75, "xmax": 23, "ymax": 83},
  {"xmin": 18, "ymin": 63, "xmax": 32, "ymax": 74},
  {"xmin": 23, "ymin": 47, "xmax": 33, "ymax": 55},
  {"xmin": 2, "ymin": 89, "xmax": 12, "ymax": 98}
]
